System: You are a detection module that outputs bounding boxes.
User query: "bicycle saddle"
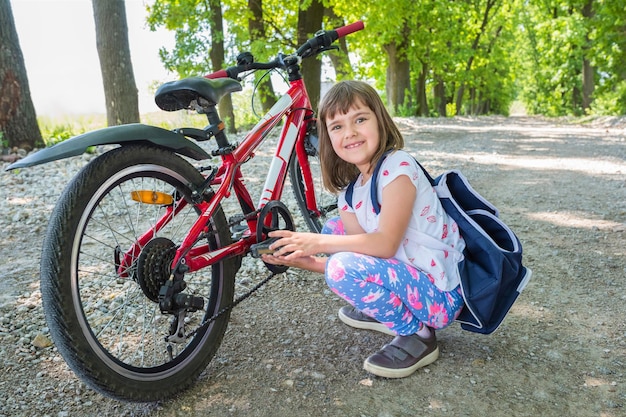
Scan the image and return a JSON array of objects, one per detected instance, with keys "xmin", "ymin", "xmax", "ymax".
[{"xmin": 155, "ymin": 77, "xmax": 242, "ymax": 111}]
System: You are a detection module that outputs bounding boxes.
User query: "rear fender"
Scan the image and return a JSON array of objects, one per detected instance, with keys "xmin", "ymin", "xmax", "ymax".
[{"xmin": 6, "ymin": 123, "xmax": 211, "ymax": 170}]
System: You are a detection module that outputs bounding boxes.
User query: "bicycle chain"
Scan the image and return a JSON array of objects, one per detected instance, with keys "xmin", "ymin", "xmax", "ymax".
[
  {"xmin": 164, "ymin": 203, "xmax": 285, "ymax": 341},
  {"xmin": 184, "ymin": 204, "xmax": 290, "ymax": 339},
  {"xmin": 185, "ymin": 269, "xmax": 279, "ymax": 340}
]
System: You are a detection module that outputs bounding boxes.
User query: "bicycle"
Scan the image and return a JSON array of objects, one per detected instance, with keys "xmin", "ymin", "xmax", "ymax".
[{"xmin": 7, "ymin": 20, "xmax": 364, "ymax": 402}]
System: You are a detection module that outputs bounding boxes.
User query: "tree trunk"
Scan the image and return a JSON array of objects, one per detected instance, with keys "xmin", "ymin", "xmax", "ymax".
[
  {"xmin": 208, "ymin": 0, "xmax": 236, "ymax": 132},
  {"xmin": 581, "ymin": 0, "xmax": 594, "ymax": 111},
  {"xmin": 0, "ymin": 0, "xmax": 42, "ymax": 150},
  {"xmin": 92, "ymin": 0, "xmax": 139, "ymax": 126},
  {"xmin": 383, "ymin": 39, "xmax": 411, "ymax": 115},
  {"xmin": 248, "ymin": 0, "xmax": 276, "ymax": 114},
  {"xmin": 416, "ymin": 61, "xmax": 429, "ymax": 116},
  {"xmin": 433, "ymin": 77, "xmax": 447, "ymax": 117},
  {"xmin": 297, "ymin": 0, "xmax": 324, "ymax": 110},
  {"xmin": 325, "ymin": 8, "xmax": 353, "ymax": 81}
]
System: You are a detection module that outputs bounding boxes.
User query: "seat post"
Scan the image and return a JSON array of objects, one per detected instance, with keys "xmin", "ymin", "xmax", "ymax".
[{"xmin": 203, "ymin": 106, "xmax": 231, "ymax": 150}]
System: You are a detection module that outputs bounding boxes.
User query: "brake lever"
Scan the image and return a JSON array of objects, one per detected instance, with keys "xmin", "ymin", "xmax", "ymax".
[
  {"xmin": 300, "ymin": 44, "xmax": 338, "ymax": 59},
  {"xmin": 317, "ymin": 45, "xmax": 339, "ymax": 54}
]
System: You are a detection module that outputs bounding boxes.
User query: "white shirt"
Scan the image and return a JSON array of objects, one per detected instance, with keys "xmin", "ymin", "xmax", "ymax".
[{"xmin": 338, "ymin": 150, "xmax": 465, "ymax": 291}]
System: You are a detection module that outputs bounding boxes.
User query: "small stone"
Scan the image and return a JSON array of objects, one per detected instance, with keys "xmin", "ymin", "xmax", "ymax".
[
  {"xmin": 32, "ymin": 334, "xmax": 53, "ymax": 348},
  {"xmin": 239, "ymin": 277, "xmax": 253, "ymax": 286},
  {"xmin": 310, "ymin": 371, "xmax": 325, "ymax": 380},
  {"xmin": 359, "ymin": 378, "xmax": 373, "ymax": 387}
]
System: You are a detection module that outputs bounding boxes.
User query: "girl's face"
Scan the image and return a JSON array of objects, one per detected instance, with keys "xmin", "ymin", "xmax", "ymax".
[{"xmin": 325, "ymin": 99, "xmax": 380, "ymax": 175}]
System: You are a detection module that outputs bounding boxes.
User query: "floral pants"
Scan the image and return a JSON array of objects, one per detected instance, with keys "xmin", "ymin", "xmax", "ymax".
[{"xmin": 322, "ymin": 217, "xmax": 464, "ymax": 335}]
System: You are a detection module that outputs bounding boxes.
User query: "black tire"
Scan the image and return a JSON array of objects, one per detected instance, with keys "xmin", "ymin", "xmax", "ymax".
[
  {"xmin": 40, "ymin": 144, "xmax": 237, "ymax": 402},
  {"xmin": 289, "ymin": 138, "xmax": 338, "ymax": 233}
]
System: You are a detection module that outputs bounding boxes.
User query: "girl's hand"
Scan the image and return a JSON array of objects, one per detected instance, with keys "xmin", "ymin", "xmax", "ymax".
[
  {"xmin": 259, "ymin": 230, "xmax": 328, "ymax": 273},
  {"xmin": 260, "ymin": 253, "xmax": 319, "ymax": 270},
  {"xmin": 266, "ymin": 230, "xmax": 321, "ymax": 259}
]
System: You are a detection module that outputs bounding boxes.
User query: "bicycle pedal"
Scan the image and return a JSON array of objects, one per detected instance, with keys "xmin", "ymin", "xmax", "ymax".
[
  {"xmin": 230, "ymin": 223, "xmax": 249, "ymax": 239},
  {"xmin": 250, "ymin": 237, "xmax": 279, "ymax": 258}
]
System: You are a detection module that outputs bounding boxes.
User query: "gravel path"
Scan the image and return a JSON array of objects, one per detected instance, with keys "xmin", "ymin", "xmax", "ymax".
[{"xmin": 1, "ymin": 116, "xmax": 624, "ymax": 417}]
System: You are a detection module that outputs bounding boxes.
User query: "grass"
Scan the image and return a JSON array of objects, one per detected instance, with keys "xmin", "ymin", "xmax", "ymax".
[
  {"xmin": 36, "ymin": 110, "xmax": 211, "ymax": 147},
  {"xmin": 36, "ymin": 85, "xmax": 262, "ymax": 147}
]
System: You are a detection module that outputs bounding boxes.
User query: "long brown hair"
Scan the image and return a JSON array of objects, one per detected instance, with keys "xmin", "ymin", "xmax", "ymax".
[{"xmin": 317, "ymin": 80, "xmax": 404, "ymax": 194}]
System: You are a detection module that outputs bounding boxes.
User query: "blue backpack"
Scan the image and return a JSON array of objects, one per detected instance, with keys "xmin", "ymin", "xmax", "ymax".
[{"xmin": 345, "ymin": 151, "xmax": 532, "ymax": 334}]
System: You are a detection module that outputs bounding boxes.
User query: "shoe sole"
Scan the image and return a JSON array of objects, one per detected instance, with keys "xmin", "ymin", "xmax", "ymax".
[
  {"xmin": 363, "ymin": 346, "xmax": 440, "ymax": 378},
  {"xmin": 338, "ymin": 308, "xmax": 396, "ymax": 336}
]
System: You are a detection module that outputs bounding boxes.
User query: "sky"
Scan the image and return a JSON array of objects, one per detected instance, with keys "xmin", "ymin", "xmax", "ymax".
[{"xmin": 11, "ymin": 0, "xmax": 175, "ymax": 116}]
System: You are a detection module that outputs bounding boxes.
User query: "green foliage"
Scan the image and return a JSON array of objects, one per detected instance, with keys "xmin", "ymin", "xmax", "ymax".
[
  {"xmin": 591, "ymin": 80, "xmax": 626, "ymax": 116},
  {"xmin": 37, "ymin": 115, "xmax": 106, "ymax": 148},
  {"xmin": 42, "ymin": 123, "xmax": 77, "ymax": 146},
  {"xmin": 516, "ymin": 2, "xmax": 586, "ymax": 116},
  {"xmin": 515, "ymin": 0, "xmax": 626, "ymax": 116},
  {"xmin": 141, "ymin": 0, "xmax": 625, "ymax": 118},
  {"xmin": 330, "ymin": 0, "xmax": 522, "ymax": 115},
  {"xmin": 146, "ymin": 0, "xmax": 215, "ymax": 76},
  {"xmin": 146, "ymin": 0, "xmax": 300, "ymax": 77},
  {"xmin": 395, "ymin": 96, "xmax": 417, "ymax": 118}
]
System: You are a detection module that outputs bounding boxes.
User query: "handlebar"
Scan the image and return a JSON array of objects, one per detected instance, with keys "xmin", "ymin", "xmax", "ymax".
[
  {"xmin": 335, "ymin": 21, "xmax": 364, "ymax": 38},
  {"xmin": 205, "ymin": 21, "xmax": 364, "ymax": 80}
]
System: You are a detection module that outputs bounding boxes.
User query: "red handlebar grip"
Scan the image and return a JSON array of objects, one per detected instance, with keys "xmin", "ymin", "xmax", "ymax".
[
  {"xmin": 205, "ymin": 69, "xmax": 229, "ymax": 79},
  {"xmin": 335, "ymin": 21, "xmax": 364, "ymax": 38}
]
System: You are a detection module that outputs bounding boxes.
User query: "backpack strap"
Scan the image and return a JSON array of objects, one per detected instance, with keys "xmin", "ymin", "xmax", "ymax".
[
  {"xmin": 346, "ymin": 150, "xmax": 435, "ymax": 215},
  {"xmin": 345, "ymin": 151, "xmax": 390, "ymax": 213},
  {"xmin": 345, "ymin": 177, "xmax": 356, "ymax": 210},
  {"xmin": 367, "ymin": 152, "xmax": 390, "ymax": 215},
  {"xmin": 414, "ymin": 159, "xmax": 436, "ymax": 186}
]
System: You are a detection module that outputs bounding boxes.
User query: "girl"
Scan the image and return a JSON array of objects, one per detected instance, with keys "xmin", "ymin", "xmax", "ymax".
[{"xmin": 262, "ymin": 80, "xmax": 465, "ymax": 378}]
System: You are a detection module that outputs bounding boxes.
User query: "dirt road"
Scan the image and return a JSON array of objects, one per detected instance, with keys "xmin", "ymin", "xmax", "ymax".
[{"xmin": 1, "ymin": 116, "xmax": 624, "ymax": 416}]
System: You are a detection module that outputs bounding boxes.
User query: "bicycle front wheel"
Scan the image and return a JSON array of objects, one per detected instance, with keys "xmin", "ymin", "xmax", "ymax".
[
  {"xmin": 40, "ymin": 144, "xmax": 237, "ymax": 402},
  {"xmin": 289, "ymin": 139, "xmax": 338, "ymax": 233}
]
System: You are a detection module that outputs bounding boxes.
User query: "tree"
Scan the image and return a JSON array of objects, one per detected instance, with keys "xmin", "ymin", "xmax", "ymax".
[
  {"xmin": 0, "ymin": 0, "xmax": 42, "ymax": 150},
  {"xmin": 332, "ymin": 0, "xmax": 415, "ymax": 113},
  {"xmin": 384, "ymin": 33, "xmax": 411, "ymax": 115},
  {"xmin": 147, "ymin": 0, "xmax": 237, "ymax": 130},
  {"xmin": 588, "ymin": 0, "xmax": 626, "ymax": 114},
  {"xmin": 92, "ymin": 0, "xmax": 139, "ymax": 126},
  {"xmin": 325, "ymin": 8, "xmax": 354, "ymax": 81},
  {"xmin": 454, "ymin": 0, "xmax": 500, "ymax": 115},
  {"xmin": 517, "ymin": 0, "xmax": 596, "ymax": 116},
  {"xmin": 297, "ymin": 0, "xmax": 324, "ymax": 110},
  {"xmin": 581, "ymin": 0, "xmax": 594, "ymax": 111},
  {"xmin": 248, "ymin": 0, "xmax": 277, "ymax": 113},
  {"xmin": 208, "ymin": 0, "xmax": 236, "ymax": 132}
]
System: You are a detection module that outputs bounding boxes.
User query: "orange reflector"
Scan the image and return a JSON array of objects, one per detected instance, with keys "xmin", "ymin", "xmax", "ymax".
[{"xmin": 130, "ymin": 190, "xmax": 174, "ymax": 205}]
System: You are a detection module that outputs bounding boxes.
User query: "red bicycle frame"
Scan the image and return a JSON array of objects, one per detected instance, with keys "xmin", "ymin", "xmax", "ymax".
[{"xmin": 117, "ymin": 78, "xmax": 316, "ymax": 277}]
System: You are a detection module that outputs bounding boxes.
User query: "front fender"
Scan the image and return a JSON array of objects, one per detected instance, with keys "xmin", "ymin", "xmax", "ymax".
[{"xmin": 6, "ymin": 123, "xmax": 212, "ymax": 170}]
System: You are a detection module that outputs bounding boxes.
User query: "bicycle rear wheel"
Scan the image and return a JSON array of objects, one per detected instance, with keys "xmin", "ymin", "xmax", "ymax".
[
  {"xmin": 40, "ymin": 144, "xmax": 237, "ymax": 402},
  {"xmin": 289, "ymin": 136, "xmax": 338, "ymax": 233}
]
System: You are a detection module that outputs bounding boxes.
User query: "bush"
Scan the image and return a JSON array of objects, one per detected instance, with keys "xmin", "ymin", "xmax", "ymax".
[{"xmin": 590, "ymin": 80, "xmax": 626, "ymax": 116}]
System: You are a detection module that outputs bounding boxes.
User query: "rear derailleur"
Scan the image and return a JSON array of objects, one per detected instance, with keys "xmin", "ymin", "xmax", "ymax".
[{"xmin": 158, "ymin": 276, "xmax": 205, "ymax": 343}]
